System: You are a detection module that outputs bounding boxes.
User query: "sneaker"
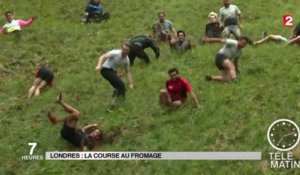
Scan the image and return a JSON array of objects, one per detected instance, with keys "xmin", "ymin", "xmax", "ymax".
[
  {"xmin": 56, "ymin": 93, "xmax": 62, "ymax": 103},
  {"xmin": 205, "ymin": 75, "xmax": 212, "ymax": 81},
  {"xmin": 48, "ymin": 112, "xmax": 57, "ymax": 124}
]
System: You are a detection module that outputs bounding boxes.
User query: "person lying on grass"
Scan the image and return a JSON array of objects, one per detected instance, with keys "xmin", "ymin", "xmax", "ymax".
[
  {"xmin": 0, "ymin": 11, "xmax": 36, "ymax": 35},
  {"xmin": 28, "ymin": 66, "xmax": 54, "ymax": 98},
  {"xmin": 48, "ymin": 93, "xmax": 103, "ymax": 151}
]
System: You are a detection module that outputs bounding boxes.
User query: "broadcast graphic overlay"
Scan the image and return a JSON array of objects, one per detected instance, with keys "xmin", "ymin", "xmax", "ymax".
[
  {"xmin": 21, "ymin": 142, "xmax": 43, "ymax": 160},
  {"xmin": 267, "ymin": 119, "xmax": 300, "ymax": 169}
]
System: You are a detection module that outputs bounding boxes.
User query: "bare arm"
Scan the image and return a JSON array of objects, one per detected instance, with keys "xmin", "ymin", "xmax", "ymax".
[
  {"xmin": 125, "ymin": 65, "xmax": 134, "ymax": 89},
  {"xmin": 95, "ymin": 53, "xmax": 109, "ymax": 71},
  {"xmin": 172, "ymin": 27, "xmax": 177, "ymax": 40},
  {"xmin": 189, "ymin": 91, "xmax": 201, "ymax": 108},
  {"xmin": 82, "ymin": 123, "xmax": 98, "ymax": 133},
  {"xmin": 203, "ymin": 37, "xmax": 226, "ymax": 44}
]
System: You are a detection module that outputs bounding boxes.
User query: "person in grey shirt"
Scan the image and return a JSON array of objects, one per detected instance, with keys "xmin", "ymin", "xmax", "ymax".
[
  {"xmin": 203, "ymin": 36, "xmax": 252, "ymax": 82},
  {"xmin": 219, "ymin": 0, "xmax": 242, "ymax": 39},
  {"xmin": 170, "ymin": 30, "xmax": 191, "ymax": 53},
  {"xmin": 95, "ymin": 42, "xmax": 134, "ymax": 107},
  {"xmin": 152, "ymin": 11, "xmax": 177, "ymax": 42}
]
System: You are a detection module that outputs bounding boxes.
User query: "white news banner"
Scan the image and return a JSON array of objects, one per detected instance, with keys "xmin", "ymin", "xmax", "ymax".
[{"xmin": 45, "ymin": 151, "xmax": 262, "ymax": 160}]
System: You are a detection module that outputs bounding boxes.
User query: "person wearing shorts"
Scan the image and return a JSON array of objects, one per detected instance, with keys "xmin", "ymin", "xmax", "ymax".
[
  {"xmin": 159, "ymin": 68, "xmax": 201, "ymax": 109},
  {"xmin": 287, "ymin": 22, "xmax": 300, "ymax": 45},
  {"xmin": 28, "ymin": 66, "xmax": 54, "ymax": 98},
  {"xmin": 219, "ymin": 0, "xmax": 242, "ymax": 39},
  {"xmin": 254, "ymin": 35, "xmax": 288, "ymax": 45},
  {"xmin": 48, "ymin": 94, "xmax": 102, "ymax": 150},
  {"xmin": 204, "ymin": 37, "xmax": 253, "ymax": 82}
]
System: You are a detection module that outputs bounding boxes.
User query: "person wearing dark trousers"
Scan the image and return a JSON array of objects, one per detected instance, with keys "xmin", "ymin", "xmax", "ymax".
[
  {"xmin": 128, "ymin": 35, "xmax": 160, "ymax": 65},
  {"xmin": 95, "ymin": 42, "xmax": 134, "ymax": 106}
]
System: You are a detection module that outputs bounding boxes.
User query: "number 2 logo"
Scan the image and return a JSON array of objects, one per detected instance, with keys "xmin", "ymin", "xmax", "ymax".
[{"xmin": 283, "ymin": 14, "xmax": 293, "ymax": 27}]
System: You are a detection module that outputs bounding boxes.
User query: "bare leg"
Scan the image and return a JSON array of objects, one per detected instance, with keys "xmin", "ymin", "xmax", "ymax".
[
  {"xmin": 28, "ymin": 78, "xmax": 42, "ymax": 98},
  {"xmin": 34, "ymin": 80, "xmax": 47, "ymax": 96},
  {"xmin": 159, "ymin": 89, "xmax": 171, "ymax": 107},
  {"xmin": 48, "ymin": 94, "xmax": 80, "ymax": 128},
  {"xmin": 170, "ymin": 100, "xmax": 182, "ymax": 109},
  {"xmin": 287, "ymin": 36, "xmax": 300, "ymax": 45},
  {"xmin": 254, "ymin": 35, "xmax": 281, "ymax": 45},
  {"xmin": 211, "ymin": 60, "xmax": 236, "ymax": 82}
]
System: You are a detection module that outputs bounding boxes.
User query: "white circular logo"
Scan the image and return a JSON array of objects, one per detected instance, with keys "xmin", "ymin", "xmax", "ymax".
[{"xmin": 267, "ymin": 119, "xmax": 300, "ymax": 151}]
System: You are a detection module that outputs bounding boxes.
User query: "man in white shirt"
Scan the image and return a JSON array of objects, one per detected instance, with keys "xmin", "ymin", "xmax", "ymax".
[{"xmin": 95, "ymin": 42, "xmax": 134, "ymax": 107}]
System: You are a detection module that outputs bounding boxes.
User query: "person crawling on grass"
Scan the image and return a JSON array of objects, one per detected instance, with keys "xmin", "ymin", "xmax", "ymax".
[
  {"xmin": 0, "ymin": 11, "xmax": 36, "ymax": 35},
  {"xmin": 128, "ymin": 35, "xmax": 160, "ymax": 65},
  {"xmin": 169, "ymin": 30, "xmax": 192, "ymax": 53},
  {"xmin": 159, "ymin": 67, "xmax": 201, "ymax": 109},
  {"xmin": 254, "ymin": 22, "xmax": 300, "ymax": 45},
  {"xmin": 28, "ymin": 66, "xmax": 54, "ymax": 98},
  {"xmin": 81, "ymin": 0, "xmax": 110, "ymax": 24},
  {"xmin": 204, "ymin": 36, "xmax": 253, "ymax": 82},
  {"xmin": 48, "ymin": 93, "xmax": 103, "ymax": 151}
]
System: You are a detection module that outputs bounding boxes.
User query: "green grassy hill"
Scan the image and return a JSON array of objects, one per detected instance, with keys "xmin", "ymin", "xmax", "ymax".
[{"xmin": 1, "ymin": 0, "xmax": 300, "ymax": 174}]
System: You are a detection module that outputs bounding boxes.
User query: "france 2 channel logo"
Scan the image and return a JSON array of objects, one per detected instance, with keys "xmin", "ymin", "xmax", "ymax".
[{"xmin": 283, "ymin": 13, "xmax": 293, "ymax": 27}]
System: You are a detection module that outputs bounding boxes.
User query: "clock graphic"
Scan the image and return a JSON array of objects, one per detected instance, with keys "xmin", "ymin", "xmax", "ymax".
[{"xmin": 267, "ymin": 119, "xmax": 300, "ymax": 151}]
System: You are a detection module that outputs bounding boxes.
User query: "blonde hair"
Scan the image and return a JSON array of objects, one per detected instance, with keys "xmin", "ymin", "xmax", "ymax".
[{"xmin": 208, "ymin": 12, "xmax": 218, "ymax": 19}]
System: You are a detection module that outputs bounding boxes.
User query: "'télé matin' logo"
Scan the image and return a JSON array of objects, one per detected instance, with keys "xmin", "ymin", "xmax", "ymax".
[
  {"xmin": 21, "ymin": 142, "xmax": 43, "ymax": 160},
  {"xmin": 267, "ymin": 119, "xmax": 300, "ymax": 168}
]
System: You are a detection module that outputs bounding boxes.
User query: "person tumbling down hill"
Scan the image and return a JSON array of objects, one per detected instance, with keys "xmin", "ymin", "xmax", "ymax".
[
  {"xmin": 0, "ymin": 11, "xmax": 36, "ymax": 35},
  {"xmin": 48, "ymin": 93, "xmax": 103, "ymax": 151},
  {"xmin": 128, "ymin": 35, "xmax": 160, "ymax": 65},
  {"xmin": 254, "ymin": 22, "xmax": 300, "ymax": 45},
  {"xmin": 159, "ymin": 68, "xmax": 202, "ymax": 109},
  {"xmin": 204, "ymin": 37, "xmax": 253, "ymax": 82},
  {"xmin": 28, "ymin": 66, "xmax": 54, "ymax": 98}
]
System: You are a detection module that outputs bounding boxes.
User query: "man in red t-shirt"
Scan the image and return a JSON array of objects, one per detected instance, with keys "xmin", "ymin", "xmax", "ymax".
[{"xmin": 159, "ymin": 68, "xmax": 201, "ymax": 109}]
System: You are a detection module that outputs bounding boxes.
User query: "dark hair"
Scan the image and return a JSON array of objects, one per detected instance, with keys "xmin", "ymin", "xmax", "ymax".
[
  {"xmin": 177, "ymin": 30, "xmax": 185, "ymax": 37},
  {"xmin": 122, "ymin": 41, "xmax": 131, "ymax": 48},
  {"xmin": 4, "ymin": 11, "xmax": 13, "ymax": 16},
  {"xmin": 157, "ymin": 11, "xmax": 166, "ymax": 17},
  {"xmin": 239, "ymin": 36, "xmax": 253, "ymax": 45},
  {"xmin": 168, "ymin": 67, "xmax": 179, "ymax": 74}
]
